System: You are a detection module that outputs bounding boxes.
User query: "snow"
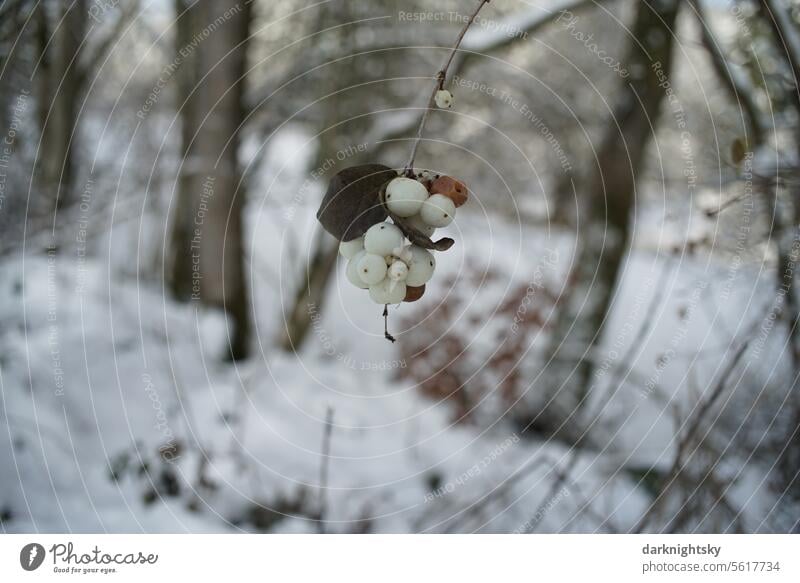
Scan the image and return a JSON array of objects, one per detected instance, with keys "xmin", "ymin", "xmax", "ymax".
[
  {"xmin": 1, "ymin": 0, "xmax": 795, "ymax": 537},
  {"xmin": 0, "ymin": 185, "xmax": 786, "ymax": 533}
]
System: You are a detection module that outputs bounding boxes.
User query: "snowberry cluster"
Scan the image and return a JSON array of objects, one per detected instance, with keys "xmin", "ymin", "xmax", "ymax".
[{"xmin": 339, "ymin": 172, "xmax": 467, "ymax": 305}]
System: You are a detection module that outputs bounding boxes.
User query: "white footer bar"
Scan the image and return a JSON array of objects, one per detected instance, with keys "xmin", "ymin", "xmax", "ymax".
[{"xmin": 1, "ymin": 534, "xmax": 797, "ymax": 582}]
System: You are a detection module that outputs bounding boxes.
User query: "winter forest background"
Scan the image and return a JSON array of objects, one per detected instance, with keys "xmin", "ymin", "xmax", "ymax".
[{"xmin": 0, "ymin": 0, "xmax": 798, "ymax": 533}]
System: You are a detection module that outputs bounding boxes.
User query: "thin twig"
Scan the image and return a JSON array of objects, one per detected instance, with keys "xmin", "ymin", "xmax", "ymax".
[
  {"xmin": 590, "ymin": 263, "xmax": 673, "ymax": 423},
  {"xmin": 634, "ymin": 336, "xmax": 753, "ymax": 532},
  {"xmin": 440, "ymin": 455, "xmax": 549, "ymax": 533},
  {"xmin": 552, "ymin": 462, "xmax": 620, "ymax": 534},
  {"xmin": 403, "ymin": 0, "xmax": 492, "ymax": 174},
  {"xmin": 318, "ymin": 406, "xmax": 335, "ymax": 533},
  {"xmin": 704, "ymin": 189, "xmax": 754, "ymax": 218},
  {"xmin": 383, "ymin": 304, "xmax": 396, "ymax": 343},
  {"xmin": 379, "ymin": 183, "xmax": 455, "ymax": 252},
  {"xmin": 665, "ymin": 462, "xmax": 747, "ymax": 534},
  {"xmin": 676, "ymin": 341, "xmax": 751, "ymax": 463}
]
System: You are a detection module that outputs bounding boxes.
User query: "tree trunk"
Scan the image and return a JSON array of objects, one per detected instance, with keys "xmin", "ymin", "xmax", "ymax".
[
  {"xmin": 755, "ymin": 0, "xmax": 800, "ymax": 506},
  {"xmin": 278, "ymin": 0, "xmax": 365, "ymax": 352},
  {"xmin": 757, "ymin": 0, "xmax": 800, "ymax": 369},
  {"xmin": 33, "ymin": 3, "xmax": 51, "ymax": 139},
  {"xmin": 0, "ymin": 1, "xmax": 26, "ymax": 139},
  {"xmin": 38, "ymin": 0, "xmax": 86, "ymax": 210},
  {"xmin": 529, "ymin": 0, "xmax": 681, "ymax": 442},
  {"xmin": 279, "ymin": 231, "xmax": 339, "ymax": 351},
  {"xmin": 168, "ymin": 0, "xmax": 252, "ymax": 360},
  {"xmin": 169, "ymin": 0, "xmax": 202, "ymax": 300}
]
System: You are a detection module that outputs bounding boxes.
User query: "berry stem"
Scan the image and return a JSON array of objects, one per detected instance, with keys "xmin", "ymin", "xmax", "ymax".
[
  {"xmin": 379, "ymin": 184, "xmax": 455, "ymax": 251},
  {"xmin": 383, "ymin": 304, "xmax": 396, "ymax": 343},
  {"xmin": 403, "ymin": 0, "xmax": 491, "ymax": 174}
]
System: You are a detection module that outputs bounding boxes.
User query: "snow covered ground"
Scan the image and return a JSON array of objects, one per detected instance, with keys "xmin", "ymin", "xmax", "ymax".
[{"xmin": 0, "ymin": 185, "xmax": 789, "ymax": 533}]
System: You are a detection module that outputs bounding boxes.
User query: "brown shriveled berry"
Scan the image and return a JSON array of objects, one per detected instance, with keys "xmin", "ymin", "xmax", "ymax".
[
  {"xmin": 430, "ymin": 176, "xmax": 468, "ymax": 207},
  {"xmin": 403, "ymin": 284, "xmax": 426, "ymax": 302}
]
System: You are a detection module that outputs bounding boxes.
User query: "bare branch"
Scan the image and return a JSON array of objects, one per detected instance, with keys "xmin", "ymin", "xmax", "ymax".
[
  {"xmin": 78, "ymin": 0, "xmax": 141, "ymax": 89},
  {"xmin": 634, "ymin": 328, "xmax": 755, "ymax": 532},
  {"xmin": 689, "ymin": 0, "xmax": 764, "ymax": 147},
  {"xmin": 759, "ymin": 0, "xmax": 800, "ymax": 116},
  {"xmin": 403, "ymin": 0, "xmax": 491, "ymax": 174}
]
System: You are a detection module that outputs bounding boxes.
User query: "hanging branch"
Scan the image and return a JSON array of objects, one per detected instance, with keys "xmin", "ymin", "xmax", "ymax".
[
  {"xmin": 378, "ymin": 0, "xmax": 493, "ymax": 344},
  {"xmin": 403, "ymin": 0, "xmax": 492, "ymax": 174}
]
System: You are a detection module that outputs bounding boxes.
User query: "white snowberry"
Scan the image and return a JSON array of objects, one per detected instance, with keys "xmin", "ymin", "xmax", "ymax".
[
  {"xmin": 385, "ymin": 177, "xmax": 429, "ymax": 217},
  {"xmin": 338, "ymin": 236, "xmax": 364, "ymax": 259},
  {"xmin": 405, "ymin": 246, "xmax": 436, "ymax": 287},
  {"xmin": 420, "ymin": 194, "xmax": 456, "ymax": 228},
  {"xmin": 357, "ymin": 253, "xmax": 388, "ymax": 285},
  {"xmin": 391, "ymin": 244, "xmax": 413, "ymax": 265},
  {"xmin": 388, "ymin": 260, "xmax": 409, "ymax": 282},
  {"xmin": 364, "ymin": 222, "xmax": 404, "ymax": 256},
  {"xmin": 346, "ymin": 251, "xmax": 370, "ymax": 289},
  {"xmin": 407, "ymin": 214, "xmax": 436, "ymax": 237},
  {"xmin": 369, "ymin": 278, "xmax": 406, "ymax": 305},
  {"xmin": 435, "ymin": 89, "xmax": 454, "ymax": 109}
]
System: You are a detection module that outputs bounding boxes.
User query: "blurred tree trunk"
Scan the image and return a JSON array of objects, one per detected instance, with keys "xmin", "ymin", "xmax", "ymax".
[
  {"xmin": 0, "ymin": 1, "xmax": 27, "ymax": 133},
  {"xmin": 33, "ymin": 3, "xmax": 51, "ymax": 140},
  {"xmin": 279, "ymin": 1, "xmax": 362, "ymax": 351},
  {"xmin": 755, "ymin": 0, "xmax": 800, "ymax": 506},
  {"xmin": 169, "ymin": 0, "xmax": 202, "ymax": 300},
  {"xmin": 757, "ymin": 0, "xmax": 800, "ymax": 369},
  {"xmin": 37, "ymin": 0, "xmax": 86, "ymax": 210},
  {"xmin": 280, "ymin": 232, "xmax": 339, "ymax": 351},
  {"xmin": 533, "ymin": 0, "xmax": 681, "ymax": 441},
  {"xmin": 168, "ymin": 0, "xmax": 252, "ymax": 360}
]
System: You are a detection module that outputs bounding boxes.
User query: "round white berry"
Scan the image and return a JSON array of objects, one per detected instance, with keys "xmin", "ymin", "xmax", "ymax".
[
  {"xmin": 392, "ymin": 244, "xmax": 413, "ymax": 265},
  {"xmin": 407, "ymin": 214, "xmax": 436, "ymax": 237},
  {"xmin": 364, "ymin": 222, "xmax": 404, "ymax": 256},
  {"xmin": 346, "ymin": 251, "xmax": 370, "ymax": 289},
  {"xmin": 406, "ymin": 246, "xmax": 436, "ymax": 287},
  {"xmin": 435, "ymin": 89, "xmax": 454, "ymax": 109},
  {"xmin": 388, "ymin": 260, "xmax": 409, "ymax": 282},
  {"xmin": 338, "ymin": 236, "xmax": 364, "ymax": 259},
  {"xmin": 369, "ymin": 278, "xmax": 406, "ymax": 305},
  {"xmin": 385, "ymin": 245, "xmax": 412, "ymax": 265},
  {"xmin": 385, "ymin": 177, "xmax": 429, "ymax": 217},
  {"xmin": 420, "ymin": 194, "xmax": 456, "ymax": 228},
  {"xmin": 356, "ymin": 253, "xmax": 388, "ymax": 285}
]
